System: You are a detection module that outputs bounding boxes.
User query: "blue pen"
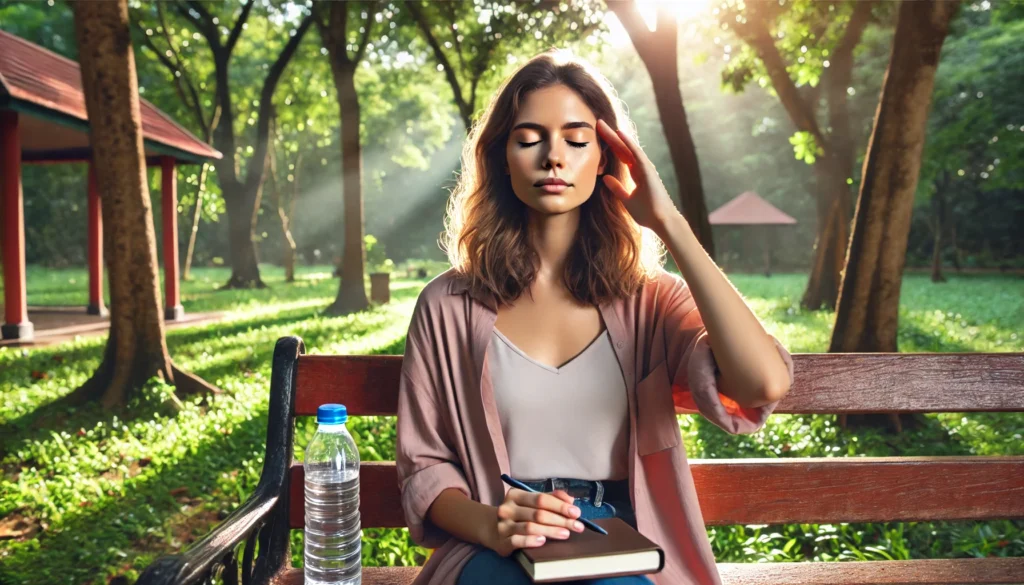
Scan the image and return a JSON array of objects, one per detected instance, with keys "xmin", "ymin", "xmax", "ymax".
[{"xmin": 500, "ymin": 473, "xmax": 609, "ymax": 536}]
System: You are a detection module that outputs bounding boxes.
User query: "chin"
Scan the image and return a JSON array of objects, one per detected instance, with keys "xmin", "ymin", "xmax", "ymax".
[{"xmin": 525, "ymin": 197, "xmax": 583, "ymax": 215}]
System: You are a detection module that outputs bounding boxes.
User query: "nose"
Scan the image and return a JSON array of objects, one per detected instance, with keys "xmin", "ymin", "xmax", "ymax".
[{"xmin": 543, "ymin": 142, "xmax": 564, "ymax": 170}]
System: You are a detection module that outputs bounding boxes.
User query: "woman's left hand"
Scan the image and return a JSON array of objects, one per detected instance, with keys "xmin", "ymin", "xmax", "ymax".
[{"xmin": 596, "ymin": 118, "xmax": 680, "ymax": 233}]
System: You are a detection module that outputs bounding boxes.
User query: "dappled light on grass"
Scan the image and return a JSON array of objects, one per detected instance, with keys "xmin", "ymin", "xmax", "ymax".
[
  {"xmin": 1, "ymin": 268, "xmax": 1021, "ymax": 583},
  {"xmin": 0, "ymin": 266, "xmax": 420, "ymax": 584}
]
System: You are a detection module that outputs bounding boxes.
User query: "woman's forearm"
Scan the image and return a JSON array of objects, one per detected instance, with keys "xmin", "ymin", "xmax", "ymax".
[
  {"xmin": 654, "ymin": 212, "xmax": 792, "ymax": 407},
  {"xmin": 426, "ymin": 488, "xmax": 497, "ymax": 550}
]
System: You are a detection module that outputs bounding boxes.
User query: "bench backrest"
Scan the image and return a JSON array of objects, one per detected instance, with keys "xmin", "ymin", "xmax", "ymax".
[{"xmin": 280, "ymin": 347, "xmax": 1024, "ymax": 530}]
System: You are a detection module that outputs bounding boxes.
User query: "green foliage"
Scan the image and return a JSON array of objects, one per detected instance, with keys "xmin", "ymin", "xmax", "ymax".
[
  {"xmin": 1, "ymin": 268, "xmax": 1022, "ymax": 584},
  {"xmin": 364, "ymin": 234, "xmax": 394, "ymax": 274},
  {"xmin": 789, "ymin": 131, "xmax": 823, "ymax": 165}
]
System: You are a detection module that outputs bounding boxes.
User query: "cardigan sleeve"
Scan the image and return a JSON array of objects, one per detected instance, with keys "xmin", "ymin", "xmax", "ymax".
[
  {"xmin": 661, "ymin": 274, "xmax": 794, "ymax": 435},
  {"xmin": 395, "ymin": 296, "xmax": 472, "ymax": 548}
]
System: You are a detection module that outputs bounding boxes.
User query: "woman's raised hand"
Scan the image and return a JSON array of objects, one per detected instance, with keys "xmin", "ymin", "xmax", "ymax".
[
  {"xmin": 596, "ymin": 118, "xmax": 679, "ymax": 232},
  {"xmin": 486, "ymin": 488, "xmax": 586, "ymax": 557}
]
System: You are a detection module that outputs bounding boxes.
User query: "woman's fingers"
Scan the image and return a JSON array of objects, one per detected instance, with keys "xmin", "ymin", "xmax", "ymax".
[
  {"xmin": 612, "ymin": 123, "xmax": 651, "ymax": 169},
  {"xmin": 510, "ymin": 505, "xmax": 583, "ymax": 533},
  {"xmin": 596, "ymin": 118, "xmax": 637, "ymax": 168},
  {"xmin": 509, "ymin": 533, "xmax": 546, "ymax": 548},
  {"xmin": 551, "ymin": 489, "xmax": 575, "ymax": 505},
  {"xmin": 502, "ymin": 518, "xmax": 572, "ymax": 541},
  {"xmin": 603, "ymin": 173, "xmax": 633, "ymax": 201}
]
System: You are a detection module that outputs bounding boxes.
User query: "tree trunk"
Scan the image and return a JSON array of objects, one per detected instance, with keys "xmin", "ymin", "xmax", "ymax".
[
  {"xmin": 268, "ymin": 137, "xmax": 298, "ymax": 283},
  {"xmin": 801, "ymin": 161, "xmax": 852, "ymax": 310},
  {"xmin": 930, "ymin": 186, "xmax": 947, "ymax": 283},
  {"xmin": 222, "ymin": 183, "xmax": 265, "ymax": 289},
  {"xmin": 70, "ymin": 0, "xmax": 215, "ymax": 409},
  {"xmin": 950, "ymin": 218, "xmax": 962, "ymax": 272},
  {"xmin": 327, "ymin": 61, "xmax": 369, "ymax": 314},
  {"xmin": 831, "ymin": 0, "xmax": 959, "ymax": 355},
  {"xmin": 647, "ymin": 54, "xmax": 715, "ymax": 259},
  {"xmin": 281, "ymin": 154, "xmax": 299, "ymax": 283},
  {"xmin": 183, "ymin": 161, "xmax": 209, "ymax": 281},
  {"xmin": 607, "ymin": 1, "xmax": 714, "ymax": 258}
]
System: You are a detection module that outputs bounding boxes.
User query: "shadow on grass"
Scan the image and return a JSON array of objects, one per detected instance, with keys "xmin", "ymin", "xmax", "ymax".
[
  {"xmin": 0, "ymin": 319, "xmax": 413, "ymax": 585},
  {"xmin": 0, "ymin": 288, "xmax": 418, "ymax": 470}
]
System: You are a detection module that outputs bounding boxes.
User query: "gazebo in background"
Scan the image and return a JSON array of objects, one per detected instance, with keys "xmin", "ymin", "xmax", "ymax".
[
  {"xmin": 709, "ymin": 191, "xmax": 797, "ymax": 276},
  {"xmin": 0, "ymin": 30, "xmax": 221, "ymax": 341}
]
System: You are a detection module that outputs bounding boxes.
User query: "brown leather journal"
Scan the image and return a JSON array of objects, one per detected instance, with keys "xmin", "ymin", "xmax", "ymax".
[{"xmin": 514, "ymin": 517, "xmax": 664, "ymax": 582}]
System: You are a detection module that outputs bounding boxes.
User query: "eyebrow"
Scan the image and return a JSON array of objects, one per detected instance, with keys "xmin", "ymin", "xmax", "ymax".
[{"xmin": 511, "ymin": 121, "xmax": 594, "ymax": 133}]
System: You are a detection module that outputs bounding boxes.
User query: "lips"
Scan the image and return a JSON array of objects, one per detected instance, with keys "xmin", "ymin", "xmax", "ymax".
[{"xmin": 535, "ymin": 178, "xmax": 570, "ymax": 195}]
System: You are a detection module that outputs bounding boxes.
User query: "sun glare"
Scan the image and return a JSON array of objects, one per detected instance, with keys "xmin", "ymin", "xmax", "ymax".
[{"xmin": 607, "ymin": 0, "xmax": 713, "ymax": 46}]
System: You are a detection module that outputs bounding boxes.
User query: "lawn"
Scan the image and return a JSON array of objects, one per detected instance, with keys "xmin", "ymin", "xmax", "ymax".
[{"xmin": 0, "ymin": 266, "xmax": 1021, "ymax": 584}]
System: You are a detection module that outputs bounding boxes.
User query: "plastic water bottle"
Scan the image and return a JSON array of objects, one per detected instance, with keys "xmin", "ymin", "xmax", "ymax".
[{"xmin": 305, "ymin": 404, "xmax": 361, "ymax": 585}]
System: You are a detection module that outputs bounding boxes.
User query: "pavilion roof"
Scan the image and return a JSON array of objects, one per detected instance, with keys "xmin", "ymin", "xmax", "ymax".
[
  {"xmin": 0, "ymin": 29, "xmax": 221, "ymax": 164},
  {"xmin": 708, "ymin": 191, "xmax": 797, "ymax": 225}
]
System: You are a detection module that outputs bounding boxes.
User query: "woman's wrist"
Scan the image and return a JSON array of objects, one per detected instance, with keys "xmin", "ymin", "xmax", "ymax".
[
  {"xmin": 477, "ymin": 506, "xmax": 499, "ymax": 551},
  {"xmin": 651, "ymin": 206, "xmax": 687, "ymax": 242}
]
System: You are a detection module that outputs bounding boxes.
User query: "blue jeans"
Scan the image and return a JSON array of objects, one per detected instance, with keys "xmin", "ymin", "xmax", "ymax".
[{"xmin": 456, "ymin": 478, "xmax": 653, "ymax": 585}]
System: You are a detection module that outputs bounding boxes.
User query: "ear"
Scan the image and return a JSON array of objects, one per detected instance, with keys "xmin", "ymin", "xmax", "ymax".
[{"xmin": 597, "ymin": 145, "xmax": 608, "ymax": 175}]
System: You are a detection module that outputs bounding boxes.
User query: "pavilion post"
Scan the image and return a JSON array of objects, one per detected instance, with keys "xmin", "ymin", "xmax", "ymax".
[
  {"xmin": 161, "ymin": 156, "xmax": 183, "ymax": 321},
  {"xmin": 86, "ymin": 163, "xmax": 108, "ymax": 316},
  {"xmin": 1, "ymin": 110, "xmax": 33, "ymax": 341}
]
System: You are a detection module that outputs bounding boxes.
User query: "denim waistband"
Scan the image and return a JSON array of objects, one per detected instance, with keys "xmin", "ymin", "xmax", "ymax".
[{"xmin": 516, "ymin": 477, "xmax": 630, "ymax": 508}]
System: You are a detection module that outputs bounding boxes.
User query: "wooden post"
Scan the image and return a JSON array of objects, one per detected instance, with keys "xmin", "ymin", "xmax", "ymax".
[
  {"xmin": 87, "ymin": 163, "xmax": 108, "ymax": 316},
  {"xmin": 161, "ymin": 157, "xmax": 183, "ymax": 320},
  {"xmin": 1, "ymin": 110, "xmax": 33, "ymax": 341}
]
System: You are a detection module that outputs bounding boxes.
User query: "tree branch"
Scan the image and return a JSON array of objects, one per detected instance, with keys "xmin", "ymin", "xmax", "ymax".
[
  {"xmin": 734, "ymin": 17, "xmax": 827, "ymax": 150},
  {"xmin": 177, "ymin": 0, "xmax": 221, "ymax": 49},
  {"xmin": 607, "ymin": 0, "xmax": 653, "ymax": 56},
  {"xmin": 353, "ymin": 0, "xmax": 383, "ymax": 64},
  {"xmin": 441, "ymin": 1, "xmax": 469, "ymax": 82},
  {"xmin": 225, "ymin": 0, "xmax": 255, "ymax": 54},
  {"xmin": 833, "ymin": 0, "xmax": 875, "ymax": 65},
  {"xmin": 245, "ymin": 13, "xmax": 316, "ymax": 194},
  {"xmin": 406, "ymin": 0, "xmax": 470, "ymax": 124},
  {"xmin": 153, "ymin": 2, "xmax": 209, "ymax": 134}
]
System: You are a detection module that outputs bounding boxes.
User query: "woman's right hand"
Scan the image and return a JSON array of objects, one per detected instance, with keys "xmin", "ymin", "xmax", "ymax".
[{"xmin": 486, "ymin": 489, "xmax": 587, "ymax": 557}]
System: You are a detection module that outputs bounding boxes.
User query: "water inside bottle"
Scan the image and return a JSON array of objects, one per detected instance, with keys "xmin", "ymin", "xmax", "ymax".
[{"xmin": 304, "ymin": 466, "xmax": 361, "ymax": 584}]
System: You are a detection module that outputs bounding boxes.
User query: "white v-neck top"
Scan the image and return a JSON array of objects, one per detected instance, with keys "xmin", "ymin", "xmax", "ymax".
[{"xmin": 488, "ymin": 328, "xmax": 629, "ymax": 482}]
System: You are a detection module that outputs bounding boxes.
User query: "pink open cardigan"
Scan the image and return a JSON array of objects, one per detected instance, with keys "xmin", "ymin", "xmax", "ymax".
[{"xmin": 395, "ymin": 268, "xmax": 794, "ymax": 585}]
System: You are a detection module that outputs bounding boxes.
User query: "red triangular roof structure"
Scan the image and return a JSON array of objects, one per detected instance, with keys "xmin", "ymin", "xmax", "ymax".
[
  {"xmin": 708, "ymin": 191, "xmax": 797, "ymax": 225},
  {"xmin": 0, "ymin": 29, "xmax": 220, "ymax": 163}
]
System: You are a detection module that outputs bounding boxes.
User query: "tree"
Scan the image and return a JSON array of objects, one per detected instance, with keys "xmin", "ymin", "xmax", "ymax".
[
  {"xmin": 315, "ymin": 1, "xmax": 383, "ymax": 314},
  {"xmin": 606, "ymin": 1, "xmax": 714, "ymax": 258},
  {"xmin": 912, "ymin": 12, "xmax": 1024, "ymax": 282},
  {"xmin": 406, "ymin": 0, "xmax": 604, "ymax": 133},
  {"xmin": 69, "ymin": 0, "xmax": 214, "ymax": 409},
  {"xmin": 720, "ymin": 0, "xmax": 879, "ymax": 310},
  {"xmin": 830, "ymin": 1, "xmax": 959, "ymax": 353},
  {"xmin": 137, "ymin": 1, "xmax": 314, "ymax": 289}
]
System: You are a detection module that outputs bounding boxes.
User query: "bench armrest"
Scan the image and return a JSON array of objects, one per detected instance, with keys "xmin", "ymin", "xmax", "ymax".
[
  {"xmin": 137, "ymin": 336, "xmax": 305, "ymax": 585},
  {"xmin": 135, "ymin": 486, "xmax": 280, "ymax": 585}
]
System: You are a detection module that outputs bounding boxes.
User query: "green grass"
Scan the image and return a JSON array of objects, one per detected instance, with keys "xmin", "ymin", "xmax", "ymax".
[{"xmin": 0, "ymin": 266, "xmax": 1021, "ymax": 584}]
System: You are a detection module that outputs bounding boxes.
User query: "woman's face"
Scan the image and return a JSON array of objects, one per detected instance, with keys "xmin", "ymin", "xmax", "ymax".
[{"xmin": 505, "ymin": 84, "xmax": 606, "ymax": 216}]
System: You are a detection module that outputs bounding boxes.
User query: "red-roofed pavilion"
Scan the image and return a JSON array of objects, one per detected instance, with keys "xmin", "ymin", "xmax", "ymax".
[
  {"xmin": 709, "ymin": 191, "xmax": 797, "ymax": 276},
  {"xmin": 0, "ymin": 30, "xmax": 221, "ymax": 341}
]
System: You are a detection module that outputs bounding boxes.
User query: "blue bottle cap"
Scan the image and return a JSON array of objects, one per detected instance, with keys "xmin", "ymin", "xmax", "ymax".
[{"xmin": 317, "ymin": 403, "xmax": 348, "ymax": 424}]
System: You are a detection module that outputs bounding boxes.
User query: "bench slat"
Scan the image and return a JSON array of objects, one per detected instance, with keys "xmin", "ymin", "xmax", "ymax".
[
  {"xmin": 270, "ymin": 557, "xmax": 1024, "ymax": 585},
  {"xmin": 293, "ymin": 353, "xmax": 1024, "ymax": 417},
  {"xmin": 717, "ymin": 557, "xmax": 1024, "ymax": 584},
  {"xmin": 272, "ymin": 567, "xmax": 419, "ymax": 585},
  {"xmin": 287, "ymin": 457, "xmax": 1024, "ymax": 529}
]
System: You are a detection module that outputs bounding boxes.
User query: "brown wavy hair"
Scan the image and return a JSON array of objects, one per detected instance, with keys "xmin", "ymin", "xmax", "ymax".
[{"xmin": 441, "ymin": 49, "xmax": 664, "ymax": 307}]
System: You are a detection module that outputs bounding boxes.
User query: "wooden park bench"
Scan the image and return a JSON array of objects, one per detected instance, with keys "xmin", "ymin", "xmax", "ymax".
[{"xmin": 138, "ymin": 336, "xmax": 1024, "ymax": 584}]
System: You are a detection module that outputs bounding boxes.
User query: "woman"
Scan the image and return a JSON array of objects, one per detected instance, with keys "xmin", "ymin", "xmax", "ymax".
[{"xmin": 395, "ymin": 49, "xmax": 794, "ymax": 585}]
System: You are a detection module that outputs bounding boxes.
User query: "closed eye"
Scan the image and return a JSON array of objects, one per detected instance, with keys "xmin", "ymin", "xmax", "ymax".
[{"xmin": 517, "ymin": 140, "xmax": 590, "ymax": 149}]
